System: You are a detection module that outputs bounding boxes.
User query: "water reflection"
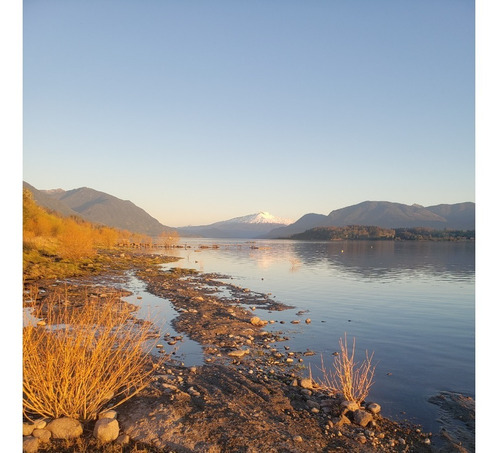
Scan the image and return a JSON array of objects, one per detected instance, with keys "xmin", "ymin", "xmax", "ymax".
[
  {"xmin": 167, "ymin": 239, "xmax": 474, "ymax": 282},
  {"xmin": 290, "ymin": 240, "xmax": 475, "ymax": 281}
]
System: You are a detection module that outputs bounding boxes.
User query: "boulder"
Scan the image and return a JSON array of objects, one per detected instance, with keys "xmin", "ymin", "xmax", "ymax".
[
  {"xmin": 46, "ymin": 417, "xmax": 83, "ymax": 439},
  {"xmin": 93, "ymin": 418, "xmax": 119, "ymax": 443}
]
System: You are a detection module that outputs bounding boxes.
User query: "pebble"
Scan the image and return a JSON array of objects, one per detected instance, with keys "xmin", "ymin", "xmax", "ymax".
[{"xmin": 293, "ymin": 435, "xmax": 303, "ymax": 443}]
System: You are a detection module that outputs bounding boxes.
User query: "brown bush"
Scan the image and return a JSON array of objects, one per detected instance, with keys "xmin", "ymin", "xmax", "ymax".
[{"xmin": 23, "ymin": 295, "xmax": 163, "ymax": 421}]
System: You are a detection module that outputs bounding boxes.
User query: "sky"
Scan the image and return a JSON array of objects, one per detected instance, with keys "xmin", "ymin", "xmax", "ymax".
[{"xmin": 22, "ymin": 0, "xmax": 476, "ymax": 227}]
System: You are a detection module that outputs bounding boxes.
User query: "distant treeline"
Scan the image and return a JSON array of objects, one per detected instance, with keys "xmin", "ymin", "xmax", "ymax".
[{"xmin": 289, "ymin": 225, "xmax": 475, "ymax": 241}]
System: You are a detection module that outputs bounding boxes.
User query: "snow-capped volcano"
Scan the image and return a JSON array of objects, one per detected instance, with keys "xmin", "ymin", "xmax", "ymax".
[
  {"xmin": 178, "ymin": 212, "xmax": 294, "ymax": 238},
  {"xmin": 213, "ymin": 212, "xmax": 293, "ymax": 226}
]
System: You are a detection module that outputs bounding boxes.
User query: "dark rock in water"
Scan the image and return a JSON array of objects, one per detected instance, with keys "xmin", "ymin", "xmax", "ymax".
[{"xmin": 429, "ymin": 391, "xmax": 475, "ymax": 452}]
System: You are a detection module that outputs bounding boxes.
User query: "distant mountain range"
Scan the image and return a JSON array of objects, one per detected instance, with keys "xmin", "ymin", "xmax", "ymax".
[
  {"xmin": 263, "ymin": 201, "xmax": 475, "ymax": 238},
  {"xmin": 177, "ymin": 212, "xmax": 293, "ymax": 239},
  {"xmin": 24, "ymin": 182, "xmax": 474, "ymax": 239},
  {"xmin": 23, "ymin": 182, "xmax": 177, "ymax": 237}
]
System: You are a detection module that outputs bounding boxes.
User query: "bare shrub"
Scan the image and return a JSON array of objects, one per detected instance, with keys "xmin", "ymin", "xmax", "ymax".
[
  {"xmin": 23, "ymin": 294, "xmax": 163, "ymax": 421},
  {"xmin": 58, "ymin": 220, "xmax": 96, "ymax": 260},
  {"xmin": 318, "ymin": 333, "xmax": 376, "ymax": 404}
]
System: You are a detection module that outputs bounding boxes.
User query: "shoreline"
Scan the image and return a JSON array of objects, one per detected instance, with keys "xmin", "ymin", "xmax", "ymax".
[{"xmin": 23, "ymin": 249, "xmax": 473, "ymax": 452}]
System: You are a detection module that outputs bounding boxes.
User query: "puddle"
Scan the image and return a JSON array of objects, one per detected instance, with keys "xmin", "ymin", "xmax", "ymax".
[{"xmin": 121, "ymin": 272, "xmax": 205, "ymax": 367}]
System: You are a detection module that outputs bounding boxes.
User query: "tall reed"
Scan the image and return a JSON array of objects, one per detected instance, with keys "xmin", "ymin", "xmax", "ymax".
[
  {"xmin": 318, "ymin": 333, "xmax": 376, "ymax": 404},
  {"xmin": 23, "ymin": 294, "xmax": 163, "ymax": 421}
]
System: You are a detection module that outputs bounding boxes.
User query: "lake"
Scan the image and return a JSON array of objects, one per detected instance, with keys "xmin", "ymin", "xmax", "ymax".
[{"xmin": 124, "ymin": 238, "xmax": 475, "ymax": 435}]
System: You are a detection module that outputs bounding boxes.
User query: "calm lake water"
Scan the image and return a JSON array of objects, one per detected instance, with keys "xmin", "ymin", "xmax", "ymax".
[{"xmin": 124, "ymin": 238, "xmax": 475, "ymax": 434}]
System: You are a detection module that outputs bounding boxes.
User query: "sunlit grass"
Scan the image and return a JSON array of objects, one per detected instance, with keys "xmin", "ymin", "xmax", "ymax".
[{"xmin": 23, "ymin": 293, "xmax": 164, "ymax": 421}]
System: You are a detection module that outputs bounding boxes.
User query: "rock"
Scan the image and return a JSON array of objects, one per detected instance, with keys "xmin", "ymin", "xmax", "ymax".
[
  {"xmin": 227, "ymin": 349, "xmax": 249, "ymax": 358},
  {"xmin": 305, "ymin": 318, "xmax": 311, "ymax": 324},
  {"xmin": 331, "ymin": 415, "xmax": 351, "ymax": 427},
  {"xmin": 33, "ymin": 419, "xmax": 47, "ymax": 430},
  {"xmin": 23, "ymin": 423, "xmax": 34, "ymax": 436},
  {"xmin": 93, "ymin": 418, "xmax": 119, "ymax": 443},
  {"xmin": 299, "ymin": 378, "xmax": 313, "ymax": 389},
  {"xmin": 32, "ymin": 428, "xmax": 51, "ymax": 442},
  {"xmin": 293, "ymin": 435, "xmax": 303, "ymax": 442},
  {"xmin": 353, "ymin": 409, "xmax": 373, "ymax": 427},
  {"xmin": 355, "ymin": 433, "xmax": 367, "ymax": 444},
  {"xmin": 116, "ymin": 434, "xmax": 130, "ymax": 445},
  {"xmin": 46, "ymin": 417, "xmax": 83, "ymax": 439},
  {"xmin": 98, "ymin": 410, "xmax": 117, "ymax": 420},
  {"xmin": 340, "ymin": 400, "xmax": 360, "ymax": 413},
  {"xmin": 250, "ymin": 316, "xmax": 267, "ymax": 327},
  {"xmin": 22, "ymin": 436, "xmax": 39, "ymax": 453},
  {"xmin": 306, "ymin": 400, "xmax": 320, "ymax": 409},
  {"xmin": 366, "ymin": 402, "xmax": 381, "ymax": 414}
]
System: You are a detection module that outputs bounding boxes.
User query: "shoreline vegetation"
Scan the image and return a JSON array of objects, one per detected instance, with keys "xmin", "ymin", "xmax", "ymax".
[
  {"xmin": 22, "ymin": 191, "xmax": 474, "ymax": 452},
  {"xmin": 287, "ymin": 225, "xmax": 475, "ymax": 242}
]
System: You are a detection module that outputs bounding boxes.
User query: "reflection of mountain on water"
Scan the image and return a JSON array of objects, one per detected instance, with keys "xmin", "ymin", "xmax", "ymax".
[{"xmin": 289, "ymin": 241, "xmax": 475, "ymax": 281}]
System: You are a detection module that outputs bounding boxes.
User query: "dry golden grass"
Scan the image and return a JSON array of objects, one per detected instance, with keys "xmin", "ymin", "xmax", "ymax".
[
  {"xmin": 23, "ymin": 294, "xmax": 163, "ymax": 421},
  {"xmin": 318, "ymin": 333, "xmax": 376, "ymax": 404}
]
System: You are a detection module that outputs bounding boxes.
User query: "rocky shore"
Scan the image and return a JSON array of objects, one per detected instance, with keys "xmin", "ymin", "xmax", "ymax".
[{"xmin": 22, "ymin": 249, "xmax": 473, "ymax": 452}]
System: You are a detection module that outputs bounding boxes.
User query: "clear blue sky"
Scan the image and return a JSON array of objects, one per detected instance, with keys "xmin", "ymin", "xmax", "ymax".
[{"xmin": 23, "ymin": 0, "xmax": 475, "ymax": 227}]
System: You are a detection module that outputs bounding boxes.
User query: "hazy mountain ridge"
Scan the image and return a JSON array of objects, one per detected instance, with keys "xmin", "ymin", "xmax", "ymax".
[
  {"xmin": 24, "ymin": 182, "xmax": 176, "ymax": 236},
  {"xmin": 24, "ymin": 182, "xmax": 474, "ymax": 239},
  {"xmin": 178, "ymin": 212, "xmax": 293, "ymax": 239},
  {"xmin": 23, "ymin": 182, "xmax": 82, "ymax": 218},
  {"xmin": 265, "ymin": 201, "xmax": 475, "ymax": 238}
]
